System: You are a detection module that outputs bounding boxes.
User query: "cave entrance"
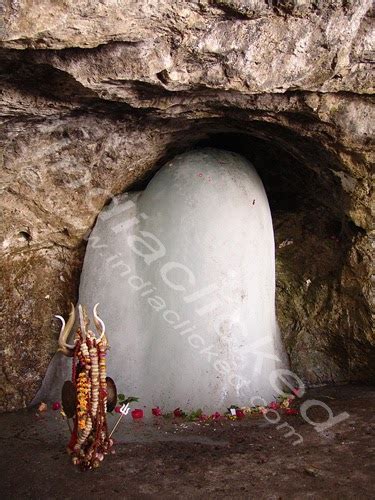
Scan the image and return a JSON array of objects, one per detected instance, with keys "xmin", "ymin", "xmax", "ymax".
[
  {"xmin": 79, "ymin": 147, "xmax": 288, "ymax": 412},
  {"xmin": 34, "ymin": 127, "xmax": 366, "ymax": 413}
]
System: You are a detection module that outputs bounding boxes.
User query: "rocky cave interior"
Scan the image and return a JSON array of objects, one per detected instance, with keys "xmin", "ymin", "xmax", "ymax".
[
  {"xmin": 0, "ymin": 1, "xmax": 374, "ymax": 416},
  {"xmin": 2, "ymin": 112, "xmax": 373, "ymax": 413}
]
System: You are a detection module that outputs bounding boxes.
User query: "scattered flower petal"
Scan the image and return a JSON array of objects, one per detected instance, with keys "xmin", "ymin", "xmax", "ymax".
[
  {"xmin": 199, "ymin": 414, "xmax": 209, "ymax": 421},
  {"xmin": 38, "ymin": 402, "xmax": 47, "ymax": 413},
  {"xmin": 268, "ymin": 401, "xmax": 280, "ymax": 410},
  {"xmin": 173, "ymin": 408, "xmax": 184, "ymax": 418},
  {"xmin": 236, "ymin": 409, "xmax": 245, "ymax": 419},
  {"xmin": 284, "ymin": 408, "xmax": 299, "ymax": 415},
  {"xmin": 131, "ymin": 409, "xmax": 144, "ymax": 420}
]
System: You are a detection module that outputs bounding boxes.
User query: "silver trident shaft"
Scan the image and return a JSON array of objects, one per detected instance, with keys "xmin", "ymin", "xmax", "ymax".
[{"xmin": 109, "ymin": 403, "xmax": 130, "ymax": 439}]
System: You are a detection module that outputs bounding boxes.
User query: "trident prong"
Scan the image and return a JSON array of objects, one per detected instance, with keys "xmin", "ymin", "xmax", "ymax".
[{"xmin": 109, "ymin": 403, "xmax": 130, "ymax": 439}]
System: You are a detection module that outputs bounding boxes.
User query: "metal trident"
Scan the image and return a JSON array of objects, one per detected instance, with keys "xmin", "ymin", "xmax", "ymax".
[{"xmin": 109, "ymin": 403, "xmax": 131, "ymax": 438}]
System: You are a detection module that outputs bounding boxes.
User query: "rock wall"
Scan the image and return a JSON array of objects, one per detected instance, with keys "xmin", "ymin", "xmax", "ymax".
[{"xmin": 0, "ymin": 0, "xmax": 374, "ymax": 411}]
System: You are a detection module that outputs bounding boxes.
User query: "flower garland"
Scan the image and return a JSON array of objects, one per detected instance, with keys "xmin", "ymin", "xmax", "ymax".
[{"xmin": 67, "ymin": 326, "xmax": 113, "ymax": 469}]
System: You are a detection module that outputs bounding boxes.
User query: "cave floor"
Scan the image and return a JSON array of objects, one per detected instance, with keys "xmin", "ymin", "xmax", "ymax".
[{"xmin": 1, "ymin": 385, "xmax": 374, "ymax": 499}]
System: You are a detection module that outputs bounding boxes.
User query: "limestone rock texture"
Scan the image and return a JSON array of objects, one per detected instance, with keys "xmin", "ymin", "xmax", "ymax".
[{"xmin": 0, "ymin": 0, "xmax": 374, "ymax": 411}]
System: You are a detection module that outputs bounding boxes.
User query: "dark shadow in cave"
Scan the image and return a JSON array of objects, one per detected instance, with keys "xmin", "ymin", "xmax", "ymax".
[{"xmin": 130, "ymin": 128, "xmax": 357, "ymax": 246}]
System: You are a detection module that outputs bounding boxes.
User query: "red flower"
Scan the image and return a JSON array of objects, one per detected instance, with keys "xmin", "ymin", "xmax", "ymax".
[
  {"xmin": 131, "ymin": 409, "xmax": 144, "ymax": 420},
  {"xmin": 284, "ymin": 408, "xmax": 298, "ymax": 415},
  {"xmin": 114, "ymin": 406, "xmax": 121, "ymax": 413},
  {"xmin": 52, "ymin": 401, "xmax": 61, "ymax": 411},
  {"xmin": 211, "ymin": 412, "xmax": 222, "ymax": 420},
  {"xmin": 173, "ymin": 408, "xmax": 184, "ymax": 418},
  {"xmin": 199, "ymin": 414, "xmax": 209, "ymax": 421},
  {"xmin": 236, "ymin": 409, "xmax": 245, "ymax": 419},
  {"xmin": 292, "ymin": 387, "xmax": 302, "ymax": 397},
  {"xmin": 268, "ymin": 401, "xmax": 280, "ymax": 410},
  {"xmin": 152, "ymin": 407, "xmax": 162, "ymax": 416}
]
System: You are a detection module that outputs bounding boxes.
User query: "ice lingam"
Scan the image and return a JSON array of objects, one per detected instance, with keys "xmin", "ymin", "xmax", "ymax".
[{"xmin": 79, "ymin": 148, "xmax": 287, "ymax": 412}]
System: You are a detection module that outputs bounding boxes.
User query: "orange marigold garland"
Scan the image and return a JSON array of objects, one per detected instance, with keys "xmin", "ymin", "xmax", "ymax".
[{"xmin": 56, "ymin": 303, "xmax": 117, "ymax": 469}]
